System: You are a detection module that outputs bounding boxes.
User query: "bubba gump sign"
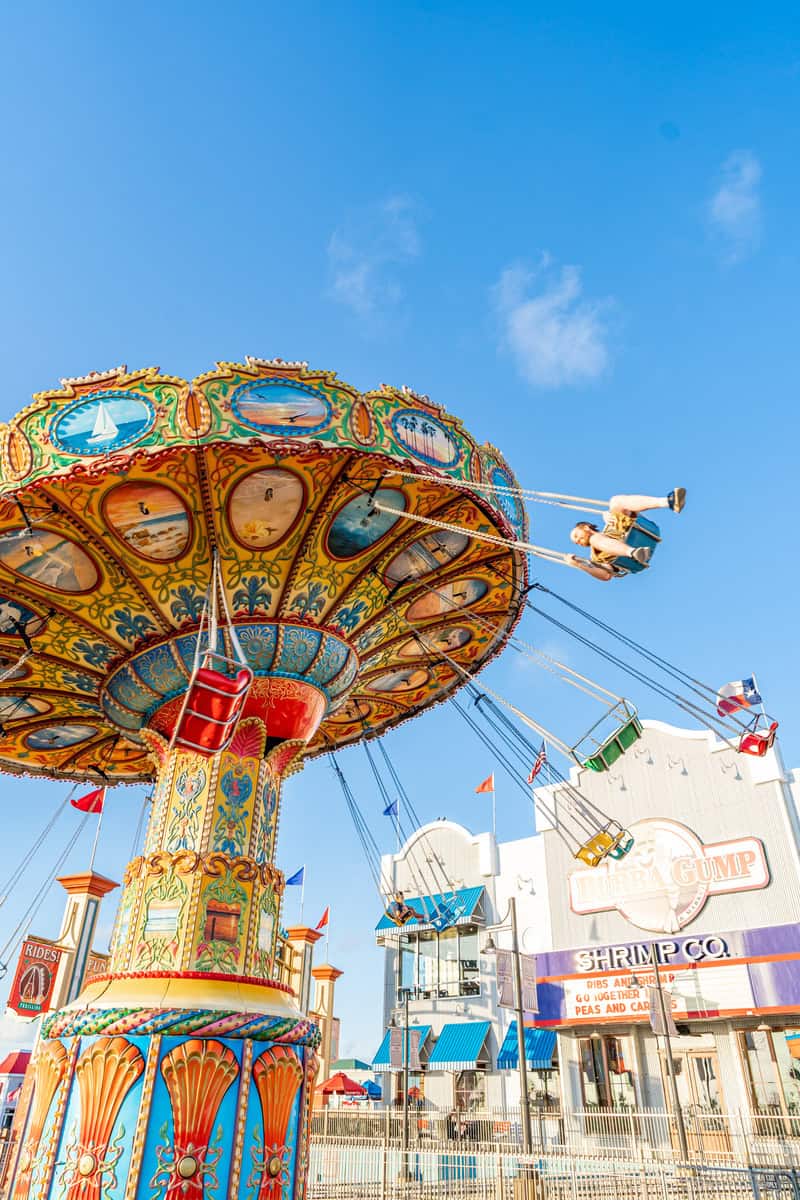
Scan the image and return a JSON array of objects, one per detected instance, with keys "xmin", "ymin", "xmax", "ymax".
[{"xmin": 7, "ymin": 938, "xmax": 63, "ymax": 1016}]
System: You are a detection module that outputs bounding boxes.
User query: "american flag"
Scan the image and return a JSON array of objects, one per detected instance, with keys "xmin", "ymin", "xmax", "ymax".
[{"xmin": 527, "ymin": 743, "xmax": 547, "ymax": 784}]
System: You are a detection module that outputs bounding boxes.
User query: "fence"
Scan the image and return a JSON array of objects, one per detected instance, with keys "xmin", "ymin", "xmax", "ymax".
[
  {"xmin": 307, "ymin": 1141, "xmax": 800, "ymax": 1199},
  {"xmin": 311, "ymin": 1108, "xmax": 800, "ymax": 1169}
]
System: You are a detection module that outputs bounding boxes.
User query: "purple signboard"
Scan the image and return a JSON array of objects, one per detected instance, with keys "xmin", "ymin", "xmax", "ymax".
[{"xmin": 531, "ymin": 920, "xmax": 800, "ymax": 1027}]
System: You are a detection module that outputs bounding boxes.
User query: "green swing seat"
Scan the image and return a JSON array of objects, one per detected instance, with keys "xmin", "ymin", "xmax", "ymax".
[{"xmin": 583, "ymin": 714, "xmax": 643, "ymax": 772}]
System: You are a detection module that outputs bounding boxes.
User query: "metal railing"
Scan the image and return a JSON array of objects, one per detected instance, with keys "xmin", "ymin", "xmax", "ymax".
[
  {"xmin": 307, "ymin": 1141, "xmax": 800, "ymax": 1199},
  {"xmin": 311, "ymin": 1106, "xmax": 800, "ymax": 1168}
]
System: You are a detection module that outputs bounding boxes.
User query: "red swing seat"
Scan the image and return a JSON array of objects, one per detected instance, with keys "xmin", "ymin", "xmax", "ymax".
[
  {"xmin": 174, "ymin": 652, "xmax": 254, "ymax": 755},
  {"xmin": 739, "ymin": 720, "xmax": 779, "ymax": 758}
]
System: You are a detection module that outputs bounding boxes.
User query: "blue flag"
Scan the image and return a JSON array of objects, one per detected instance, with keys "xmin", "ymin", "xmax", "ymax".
[
  {"xmin": 286, "ymin": 867, "xmax": 305, "ymax": 886},
  {"xmin": 383, "ymin": 799, "xmax": 398, "ymax": 817}
]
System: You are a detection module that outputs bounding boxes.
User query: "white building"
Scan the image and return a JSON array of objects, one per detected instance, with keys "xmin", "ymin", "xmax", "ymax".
[
  {"xmin": 373, "ymin": 819, "xmax": 553, "ymax": 1112},
  {"xmin": 372, "ymin": 721, "xmax": 800, "ymax": 1135}
]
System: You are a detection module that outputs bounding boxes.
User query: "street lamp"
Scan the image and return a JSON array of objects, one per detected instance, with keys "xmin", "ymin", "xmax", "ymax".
[
  {"xmin": 630, "ymin": 943, "xmax": 690, "ymax": 1163},
  {"xmin": 389, "ymin": 994, "xmax": 411, "ymax": 1157},
  {"xmin": 483, "ymin": 895, "xmax": 533, "ymax": 1154}
]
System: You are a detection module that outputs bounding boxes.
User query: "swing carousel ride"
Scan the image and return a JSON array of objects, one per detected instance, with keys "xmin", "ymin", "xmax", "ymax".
[{"xmin": 0, "ymin": 358, "xmax": 777, "ymax": 1200}]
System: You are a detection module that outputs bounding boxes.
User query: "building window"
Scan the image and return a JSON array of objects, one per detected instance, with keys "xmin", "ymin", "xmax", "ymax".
[
  {"xmin": 529, "ymin": 1047, "xmax": 560, "ymax": 1112},
  {"xmin": 578, "ymin": 1037, "xmax": 635, "ymax": 1110},
  {"xmin": 397, "ymin": 926, "xmax": 482, "ymax": 1001},
  {"xmin": 740, "ymin": 1030, "xmax": 800, "ymax": 1129},
  {"xmin": 455, "ymin": 1069, "xmax": 486, "ymax": 1111}
]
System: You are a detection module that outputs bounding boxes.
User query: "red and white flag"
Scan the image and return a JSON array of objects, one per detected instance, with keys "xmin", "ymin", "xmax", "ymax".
[
  {"xmin": 475, "ymin": 773, "xmax": 495, "ymax": 794},
  {"xmin": 527, "ymin": 743, "xmax": 547, "ymax": 785},
  {"xmin": 70, "ymin": 787, "xmax": 105, "ymax": 814},
  {"xmin": 316, "ymin": 906, "xmax": 330, "ymax": 931}
]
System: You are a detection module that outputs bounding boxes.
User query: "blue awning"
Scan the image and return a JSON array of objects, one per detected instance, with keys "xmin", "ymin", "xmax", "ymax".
[
  {"xmin": 375, "ymin": 886, "xmax": 485, "ymax": 934},
  {"xmin": 427, "ymin": 1021, "xmax": 491, "ymax": 1071},
  {"xmin": 497, "ymin": 1022, "xmax": 557, "ymax": 1070},
  {"xmin": 372, "ymin": 1025, "xmax": 432, "ymax": 1068}
]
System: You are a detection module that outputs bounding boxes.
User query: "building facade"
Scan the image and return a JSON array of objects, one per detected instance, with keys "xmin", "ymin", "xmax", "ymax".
[
  {"xmin": 538, "ymin": 720, "xmax": 800, "ymax": 1130},
  {"xmin": 373, "ymin": 819, "xmax": 553, "ymax": 1111},
  {"xmin": 372, "ymin": 721, "xmax": 800, "ymax": 1130}
]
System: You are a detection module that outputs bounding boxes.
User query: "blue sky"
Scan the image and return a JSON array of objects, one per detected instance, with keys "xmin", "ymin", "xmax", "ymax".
[{"xmin": 0, "ymin": 2, "xmax": 797, "ymax": 1062}]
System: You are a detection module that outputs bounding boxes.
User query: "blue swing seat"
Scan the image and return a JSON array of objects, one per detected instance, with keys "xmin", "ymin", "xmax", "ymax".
[
  {"xmin": 606, "ymin": 515, "xmax": 662, "ymax": 577},
  {"xmin": 429, "ymin": 896, "xmax": 469, "ymax": 932}
]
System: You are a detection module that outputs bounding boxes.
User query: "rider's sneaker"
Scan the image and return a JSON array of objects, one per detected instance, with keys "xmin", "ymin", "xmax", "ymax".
[{"xmin": 668, "ymin": 487, "xmax": 686, "ymax": 513}]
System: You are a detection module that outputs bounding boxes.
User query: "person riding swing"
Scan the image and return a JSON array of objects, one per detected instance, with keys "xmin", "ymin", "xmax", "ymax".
[
  {"xmin": 568, "ymin": 488, "xmax": 686, "ymax": 581},
  {"xmin": 386, "ymin": 891, "xmax": 424, "ymax": 926}
]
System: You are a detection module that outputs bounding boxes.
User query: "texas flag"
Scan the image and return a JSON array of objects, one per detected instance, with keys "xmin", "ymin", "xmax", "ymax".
[
  {"xmin": 716, "ymin": 677, "xmax": 762, "ymax": 717},
  {"xmin": 475, "ymin": 773, "xmax": 495, "ymax": 794}
]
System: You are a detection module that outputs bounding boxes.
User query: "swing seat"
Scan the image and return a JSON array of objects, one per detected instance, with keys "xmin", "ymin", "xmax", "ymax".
[
  {"xmin": 429, "ymin": 896, "xmax": 469, "ymax": 932},
  {"xmin": 601, "ymin": 515, "xmax": 662, "ymax": 577},
  {"xmin": 583, "ymin": 714, "xmax": 642, "ymax": 772},
  {"xmin": 385, "ymin": 907, "xmax": 415, "ymax": 927},
  {"xmin": 575, "ymin": 829, "xmax": 616, "ymax": 867},
  {"xmin": 739, "ymin": 720, "xmax": 778, "ymax": 758},
  {"xmin": 608, "ymin": 828, "xmax": 635, "ymax": 860},
  {"xmin": 174, "ymin": 653, "xmax": 254, "ymax": 756}
]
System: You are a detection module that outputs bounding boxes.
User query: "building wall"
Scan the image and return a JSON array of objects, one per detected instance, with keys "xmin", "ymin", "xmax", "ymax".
[
  {"xmin": 376, "ymin": 820, "xmax": 552, "ymax": 1110},
  {"xmin": 536, "ymin": 722, "xmax": 800, "ymax": 1113}
]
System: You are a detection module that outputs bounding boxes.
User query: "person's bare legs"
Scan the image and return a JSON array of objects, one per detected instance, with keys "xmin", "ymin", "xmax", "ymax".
[
  {"xmin": 589, "ymin": 530, "xmax": 640, "ymax": 557},
  {"xmin": 609, "ymin": 488, "xmax": 686, "ymax": 515},
  {"xmin": 609, "ymin": 493, "xmax": 669, "ymax": 514}
]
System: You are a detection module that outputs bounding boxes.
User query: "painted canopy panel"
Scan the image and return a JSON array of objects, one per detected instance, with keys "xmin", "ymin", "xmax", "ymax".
[{"xmin": 0, "ymin": 360, "xmax": 526, "ymax": 783}]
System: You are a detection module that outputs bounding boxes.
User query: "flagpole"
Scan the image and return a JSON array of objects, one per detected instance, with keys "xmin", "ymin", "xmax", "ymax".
[
  {"xmin": 751, "ymin": 673, "xmax": 768, "ymax": 721},
  {"xmin": 300, "ymin": 867, "xmax": 306, "ymax": 926},
  {"xmin": 88, "ymin": 807, "xmax": 104, "ymax": 874},
  {"xmin": 325, "ymin": 909, "xmax": 330, "ymax": 960},
  {"xmin": 492, "ymin": 782, "xmax": 496, "ymax": 840}
]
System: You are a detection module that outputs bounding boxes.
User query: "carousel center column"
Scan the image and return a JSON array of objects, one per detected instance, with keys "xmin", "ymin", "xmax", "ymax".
[{"xmin": 4, "ymin": 720, "xmax": 320, "ymax": 1200}]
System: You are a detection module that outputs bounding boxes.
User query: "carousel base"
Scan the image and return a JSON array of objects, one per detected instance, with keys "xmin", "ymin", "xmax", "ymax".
[{"xmin": 5, "ymin": 975, "xmax": 319, "ymax": 1200}]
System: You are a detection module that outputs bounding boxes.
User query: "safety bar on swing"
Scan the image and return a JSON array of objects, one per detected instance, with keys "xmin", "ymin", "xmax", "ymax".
[{"xmin": 569, "ymin": 698, "xmax": 643, "ymax": 773}]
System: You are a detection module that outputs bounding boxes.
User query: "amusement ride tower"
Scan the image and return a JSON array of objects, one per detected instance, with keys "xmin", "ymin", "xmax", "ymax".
[{"xmin": 0, "ymin": 359, "xmax": 525, "ymax": 1200}]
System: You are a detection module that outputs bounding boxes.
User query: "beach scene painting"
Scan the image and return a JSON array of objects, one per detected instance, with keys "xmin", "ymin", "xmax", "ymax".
[
  {"xmin": 26, "ymin": 723, "xmax": 96, "ymax": 750},
  {"xmin": 385, "ymin": 529, "xmax": 468, "ymax": 586},
  {"xmin": 0, "ymin": 529, "xmax": 98, "ymax": 592},
  {"xmin": 105, "ymin": 483, "xmax": 192, "ymax": 561},
  {"xmin": 231, "ymin": 380, "xmax": 330, "ymax": 434},
  {"xmin": 52, "ymin": 390, "xmax": 155, "ymax": 456},
  {"xmin": 0, "ymin": 695, "xmax": 49, "ymax": 721},
  {"xmin": 327, "ymin": 488, "xmax": 406, "ymax": 558},
  {"xmin": 392, "ymin": 409, "xmax": 459, "ymax": 467},
  {"xmin": 0, "ymin": 597, "xmax": 39, "ymax": 636},
  {"xmin": 228, "ymin": 468, "xmax": 305, "ymax": 549},
  {"xmin": 406, "ymin": 578, "xmax": 488, "ymax": 622},
  {"xmin": 369, "ymin": 667, "xmax": 430, "ymax": 694},
  {"xmin": 397, "ymin": 626, "xmax": 472, "ymax": 659}
]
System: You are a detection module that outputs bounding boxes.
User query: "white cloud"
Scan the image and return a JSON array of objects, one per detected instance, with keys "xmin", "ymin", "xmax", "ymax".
[
  {"xmin": 327, "ymin": 196, "xmax": 421, "ymax": 319},
  {"xmin": 491, "ymin": 257, "xmax": 611, "ymax": 388},
  {"xmin": 709, "ymin": 150, "xmax": 762, "ymax": 262},
  {"xmin": 0, "ymin": 1011, "xmax": 36, "ymax": 1061}
]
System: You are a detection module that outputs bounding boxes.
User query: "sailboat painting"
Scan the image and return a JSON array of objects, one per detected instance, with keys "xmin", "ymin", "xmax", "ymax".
[{"xmin": 52, "ymin": 390, "xmax": 155, "ymax": 456}]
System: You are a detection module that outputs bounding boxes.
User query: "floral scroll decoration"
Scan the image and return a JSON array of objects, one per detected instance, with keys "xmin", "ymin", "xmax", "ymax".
[
  {"xmin": 195, "ymin": 871, "xmax": 248, "ymax": 973},
  {"xmin": 247, "ymin": 1047, "xmax": 304, "ymax": 1200},
  {"xmin": 151, "ymin": 1039, "xmax": 238, "ymax": 1200},
  {"xmin": 60, "ymin": 1037, "xmax": 144, "ymax": 1200},
  {"xmin": 165, "ymin": 766, "xmax": 207, "ymax": 852},
  {"xmin": 213, "ymin": 764, "xmax": 253, "ymax": 857}
]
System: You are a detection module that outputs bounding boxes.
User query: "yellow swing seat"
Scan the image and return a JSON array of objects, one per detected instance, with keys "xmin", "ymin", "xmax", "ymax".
[{"xmin": 575, "ymin": 829, "xmax": 616, "ymax": 867}]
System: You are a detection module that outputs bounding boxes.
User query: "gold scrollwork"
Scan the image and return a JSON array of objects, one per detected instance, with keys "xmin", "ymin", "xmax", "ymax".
[{"xmin": 124, "ymin": 851, "xmax": 283, "ymax": 891}]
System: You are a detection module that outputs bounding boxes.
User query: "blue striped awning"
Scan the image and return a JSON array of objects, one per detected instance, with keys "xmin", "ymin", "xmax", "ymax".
[
  {"xmin": 372, "ymin": 1025, "xmax": 432, "ymax": 1069},
  {"xmin": 497, "ymin": 1022, "xmax": 557, "ymax": 1070},
  {"xmin": 375, "ymin": 887, "xmax": 484, "ymax": 934},
  {"xmin": 427, "ymin": 1021, "xmax": 491, "ymax": 1071}
]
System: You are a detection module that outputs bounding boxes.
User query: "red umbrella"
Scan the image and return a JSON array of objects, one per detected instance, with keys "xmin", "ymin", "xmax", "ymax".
[{"xmin": 318, "ymin": 1072, "xmax": 367, "ymax": 1096}]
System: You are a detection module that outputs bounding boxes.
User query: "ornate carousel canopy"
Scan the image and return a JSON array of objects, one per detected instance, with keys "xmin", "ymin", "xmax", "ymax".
[{"xmin": 0, "ymin": 358, "xmax": 527, "ymax": 783}]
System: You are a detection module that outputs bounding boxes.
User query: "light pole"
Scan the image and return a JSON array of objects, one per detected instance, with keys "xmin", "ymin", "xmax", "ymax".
[
  {"xmin": 390, "ymin": 990, "xmax": 411, "ymax": 1157},
  {"xmin": 631, "ymin": 942, "xmax": 690, "ymax": 1162},
  {"xmin": 484, "ymin": 895, "xmax": 533, "ymax": 1154}
]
